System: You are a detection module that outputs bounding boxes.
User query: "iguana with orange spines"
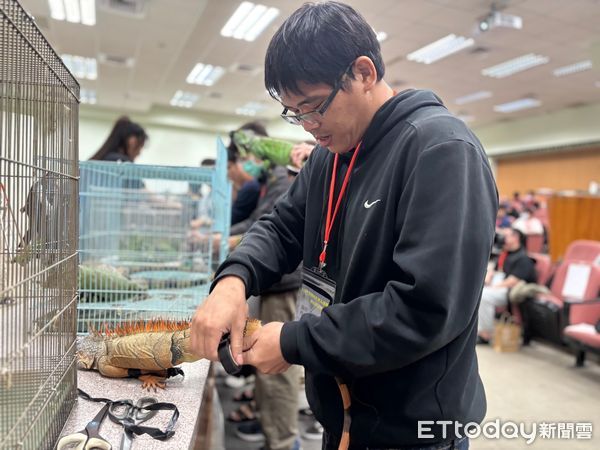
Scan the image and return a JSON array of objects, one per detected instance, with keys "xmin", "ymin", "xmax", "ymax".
[{"xmin": 76, "ymin": 318, "xmax": 262, "ymax": 391}]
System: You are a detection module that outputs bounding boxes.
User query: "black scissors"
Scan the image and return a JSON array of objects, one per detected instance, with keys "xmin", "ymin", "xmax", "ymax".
[
  {"xmin": 108, "ymin": 397, "xmax": 158, "ymax": 450},
  {"xmin": 57, "ymin": 403, "xmax": 112, "ymax": 450}
]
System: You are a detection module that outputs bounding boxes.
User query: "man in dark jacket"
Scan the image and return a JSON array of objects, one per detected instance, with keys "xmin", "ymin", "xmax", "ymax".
[
  {"xmin": 191, "ymin": 2, "xmax": 497, "ymax": 449},
  {"xmin": 478, "ymin": 227, "xmax": 536, "ymax": 343}
]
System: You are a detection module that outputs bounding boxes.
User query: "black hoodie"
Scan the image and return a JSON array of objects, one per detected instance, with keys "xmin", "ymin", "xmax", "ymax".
[{"xmin": 214, "ymin": 90, "xmax": 498, "ymax": 447}]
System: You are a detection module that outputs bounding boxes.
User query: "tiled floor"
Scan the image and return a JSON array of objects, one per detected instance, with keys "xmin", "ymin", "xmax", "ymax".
[{"xmin": 216, "ymin": 342, "xmax": 600, "ymax": 450}]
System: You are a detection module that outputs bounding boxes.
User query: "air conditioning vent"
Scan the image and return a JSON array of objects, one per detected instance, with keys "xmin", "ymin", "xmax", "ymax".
[
  {"xmin": 230, "ymin": 63, "xmax": 261, "ymax": 76},
  {"xmin": 99, "ymin": 53, "xmax": 135, "ymax": 68},
  {"xmin": 98, "ymin": 0, "xmax": 147, "ymax": 18}
]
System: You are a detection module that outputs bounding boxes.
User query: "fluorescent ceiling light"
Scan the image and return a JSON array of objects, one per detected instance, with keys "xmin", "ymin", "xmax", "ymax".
[
  {"xmin": 221, "ymin": 2, "xmax": 279, "ymax": 42},
  {"xmin": 454, "ymin": 90, "xmax": 492, "ymax": 105},
  {"xmin": 49, "ymin": 0, "xmax": 96, "ymax": 25},
  {"xmin": 482, "ymin": 54, "xmax": 549, "ymax": 78},
  {"xmin": 80, "ymin": 88, "xmax": 97, "ymax": 104},
  {"xmin": 407, "ymin": 34, "xmax": 474, "ymax": 64},
  {"xmin": 236, "ymin": 101, "xmax": 266, "ymax": 116},
  {"xmin": 376, "ymin": 31, "xmax": 388, "ymax": 42},
  {"xmin": 494, "ymin": 98, "xmax": 541, "ymax": 113},
  {"xmin": 553, "ymin": 60, "xmax": 593, "ymax": 77},
  {"xmin": 186, "ymin": 63, "xmax": 226, "ymax": 86},
  {"xmin": 170, "ymin": 90, "xmax": 199, "ymax": 108},
  {"xmin": 62, "ymin": 54, "xmax": 97, "ymax": 80}
]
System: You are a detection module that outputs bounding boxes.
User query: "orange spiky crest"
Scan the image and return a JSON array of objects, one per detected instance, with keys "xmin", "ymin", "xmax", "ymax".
[{"xmin": 91, "ymin": 318, "xmax": 191, "ymax": 338}]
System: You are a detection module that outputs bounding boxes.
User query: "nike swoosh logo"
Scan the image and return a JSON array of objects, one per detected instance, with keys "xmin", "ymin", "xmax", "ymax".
[{"xmin": 364, "ymin": 199, "xmax": 381, "ymax": 209}]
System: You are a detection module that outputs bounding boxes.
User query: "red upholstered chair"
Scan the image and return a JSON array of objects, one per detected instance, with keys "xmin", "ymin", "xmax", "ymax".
[
  {"xmin": 563, "ymin": 300, "xmax": 600, "ymax": 366},
  {"xmin": 533, "ymin": 207, "xmax": 549, "ymax": 230},
  {"xmin": 529, "ymin": 252, "xmax": 553, "ymax": 286},
  {"xmin": 563, "ymin": 240, "xmax": 600, "ymax": 264},
  {"xmin": 522, "ymin": 260, "xmax": 600, "ymax": 345},
  {"xmin": 525, "ymin": 234, "xmax": 544, "ymax": 253}
]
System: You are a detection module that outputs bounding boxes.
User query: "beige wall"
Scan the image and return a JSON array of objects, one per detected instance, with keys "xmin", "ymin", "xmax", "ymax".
[
  {"xmin": 495, "ymin": 147, "xmax": 600, "ymax": 198},
  {"xmin": 473, "ymin": 102, "xmax": 600, "ymax": 156}
]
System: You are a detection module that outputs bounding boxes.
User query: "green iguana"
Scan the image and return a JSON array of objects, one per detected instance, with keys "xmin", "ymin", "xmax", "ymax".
[
  {"xmin": 79, "ymin": 264, "xmax": 147, "ymax": 302},
  {"xmin": 76, "ymin": 318, "xmax": 262, "ymax": 391},
  {"xmin": 232, "ymin": 130, "xmax": 293, "ymax": 167}
]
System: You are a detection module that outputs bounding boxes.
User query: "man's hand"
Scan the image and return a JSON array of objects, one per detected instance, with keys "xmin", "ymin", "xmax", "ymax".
[
  {"xmin": 243, "ymin": 322, "xmax": 291, "ymax": 374},
  {"xmin": 290, "ymin": 142, "xmax": 314, "ymax": 169},
  {"xmin": 191, "ymin": 276, "xmax": 248, "ymax": 364}
]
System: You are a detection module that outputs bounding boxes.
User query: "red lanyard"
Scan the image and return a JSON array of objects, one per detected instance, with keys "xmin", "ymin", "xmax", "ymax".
[{"xmin": 318, "ymin": 141, "xmax": 362, "ymax": 270}]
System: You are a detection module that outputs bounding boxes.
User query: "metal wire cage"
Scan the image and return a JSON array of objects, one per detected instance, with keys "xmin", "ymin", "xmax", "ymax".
[
  {"xmin": 77, "ymin": 141, "xmax": 230, "ymax": 333},
  {"xmin": 0, "ymin": 1, "xmax": 79, "ymax": 448}
]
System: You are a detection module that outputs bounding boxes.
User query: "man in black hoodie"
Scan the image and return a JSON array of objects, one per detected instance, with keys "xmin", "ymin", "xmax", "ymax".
[{"xmin": 191, "ymin": 2, "xmax": 498, "ymax": 449}]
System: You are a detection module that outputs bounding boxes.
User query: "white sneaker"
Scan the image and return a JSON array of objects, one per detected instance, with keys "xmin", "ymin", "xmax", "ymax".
[
  {"xmin": 301, "ymin": 421, "xmax": 324, "ymax": 440},
  {"xmin": 224, "ymin": 374, "xmax": 255, "ymax": 389}
]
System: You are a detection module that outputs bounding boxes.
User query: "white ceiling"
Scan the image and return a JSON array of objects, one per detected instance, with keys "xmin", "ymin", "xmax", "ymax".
[{"xmin": 18, "ymin": 0, "xmax": 600, "ymax": 128}]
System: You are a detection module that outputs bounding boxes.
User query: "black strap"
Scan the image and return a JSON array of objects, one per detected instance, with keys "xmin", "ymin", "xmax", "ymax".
[{"xmin": 77, "ymin": 389, "xmax": 179, "ymax": 440}]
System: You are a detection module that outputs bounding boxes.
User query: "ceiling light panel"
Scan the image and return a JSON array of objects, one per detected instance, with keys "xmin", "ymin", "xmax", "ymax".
[
  {"xmin": 170, "ymin": 90, "xmax": 199, "ymax": 108},
  {"xmin": 61, "ymin": 54, "xmax": 97, "ymax": 80},
  {"xmin": 49, "ymin": 0, "xmax": 96, "ymax": 26},
  {"xmin": 454, "ymin": 90, "xmax": 492, "ymax": 105},
  {"xmin": 407, "ymin": 34, "xmax": 474, "ymax": 64},
  {"xmin": 80, "ymin": 88, "xmax": 97, "ymax": 104},
  {"xmin": 236, "ymin": 101, "xmax": 266, "ymax": 116},
  {"xmin": 375, "ymin": 31, "xmax": 388, "ymax": 42},
  {"xmin": 553, "ymin": 60, "xmax": 593, "ymax": 77},
  {"xmin": 186, "ymin": 63, "xmax": 226, "ymax": 86},
  {"xmin": 482, "ymin": 54, "xmax": 549, "ymax": 78},
  {"xmin": 221, "ymin": 2, "xmax": 280, "ymax": 42},
  {"xmin": 494, "ymin": 98, "xmax": 541, "ymax": 113}
]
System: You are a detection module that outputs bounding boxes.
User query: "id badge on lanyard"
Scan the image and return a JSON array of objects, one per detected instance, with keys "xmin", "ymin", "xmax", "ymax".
[
  {"xmin": 297, "ymin": 141, "xmax": 362, "ymax": 321},
  {"xmin": 295, "ymin": 267, "xmax": 337, "ymax": 320}
]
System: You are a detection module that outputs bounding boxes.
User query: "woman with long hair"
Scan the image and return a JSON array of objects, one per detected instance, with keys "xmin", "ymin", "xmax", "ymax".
[{"xmin": 89, "ymin": 116, "xmax": 148, "ymax": 162}]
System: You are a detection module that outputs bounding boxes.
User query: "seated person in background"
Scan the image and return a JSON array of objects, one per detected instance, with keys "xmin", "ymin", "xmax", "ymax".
[
  {"xmin": 509, "ymin": 191, "xmax": 524, "ymax": 215},
  {"xmin": 478, "ymin": 227, "xmax": 537, "ymax": 344},
  {"xmin": 496, "ymin": 204, "xmax": 512, "ymax": 229},
  {"xmin": 512, "ymin": 207, "xmax": 544, "ymax": 236}
]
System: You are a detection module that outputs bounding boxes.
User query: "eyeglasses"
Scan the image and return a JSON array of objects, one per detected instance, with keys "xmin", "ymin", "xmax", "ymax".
[{"xmin": 280, "ymin": 61, "xmax": 354, "ymax": 126}]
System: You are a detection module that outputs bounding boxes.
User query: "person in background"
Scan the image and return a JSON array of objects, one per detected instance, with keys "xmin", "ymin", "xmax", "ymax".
[
  {"xmin": 496, "ymin": 204, "xmax": 512, "ymax": 229},
  {"xmin": 509, "ymin": 191, "xmax": 524, "ymax": 216},
  {"xmin": 512, "ymin": 206, "xmax": 544, "ymax": 236},
  {"xmin": 478, "ymin": 227, "xmax": 537, "ymax": 344},
  {"xmin": 228, "ymin": 146, "xmax": 261, "ymax": 225},
  {"xmin": 89, "ymin": 116, "xmax": 148, "ymax": 162},
  {"xmin": 227, "ymin": 126, "xmax": 303, "ymax": 450},
  {"xmin": 227, "ymin": 122, "xmax": 266, "ymax": 226},
  {"xmin": 290, "ymin": 141, "xmax": 316, "ymax": 169}
]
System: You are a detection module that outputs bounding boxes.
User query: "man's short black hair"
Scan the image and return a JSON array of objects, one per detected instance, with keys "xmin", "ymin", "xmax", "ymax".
[{"xmin": 264, "ymin": 1, "xmax": 385, "ymax": 98}]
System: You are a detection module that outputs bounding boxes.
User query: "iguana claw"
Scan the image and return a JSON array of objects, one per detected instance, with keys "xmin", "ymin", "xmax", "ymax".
[{"xmin": 139, "ymin": 374, "xmax": 166, "ymax": 392}]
